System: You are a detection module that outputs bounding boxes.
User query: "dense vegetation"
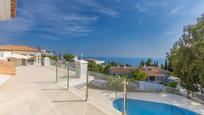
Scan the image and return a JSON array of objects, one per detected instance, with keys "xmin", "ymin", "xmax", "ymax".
[
  {"xmin": 63, "ymin": 54, "xmax": 75, "ymax": 62},
  {"xmin": 88, "ymin": 60, "xmax": 149, "ymax": 81},
  {"xmin": 131, "ymin": 69, "xmax": 147, "ymax": 81},
  {"xmin": 44, "ymin": 54, "xmax": 75, "ymax": 62},
  {"xmin": 139, "ymin": 58, "xmax": 159, "ymax": 67},
  {"xmin": 47, "ymin": 55, "xmax": 58, "ymax": 61},
  {"xmin": 87, "ymin": 60, "xmax": 131, "ymax": 74},
  {"xmin": 88, "ymin": 60, "xmax": 105, "ymax": 73},
  {"xmin": 167, "ymin": 14, "xmax": 204, "ymax": 92}
]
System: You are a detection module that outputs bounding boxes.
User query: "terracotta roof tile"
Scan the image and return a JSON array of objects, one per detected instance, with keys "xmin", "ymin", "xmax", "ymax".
[
  {"xmin": 0, "ymin": 45, "xmax": 40, "ymax": 52},
  {"xmin": 109, "ymin": 67, "xmax": 134, "ymax": 74},
  {"xmin": 139, "ymin": 66, "xmax": 168, "ymax": 76}
]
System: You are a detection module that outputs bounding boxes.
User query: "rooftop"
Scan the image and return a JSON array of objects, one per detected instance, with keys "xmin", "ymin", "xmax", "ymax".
[
  {"xmin": 109, "ymin": 66, "xmax": 134, "ymax": 74},
  {"xmin": 0, "ymin": 45, "xmax": 40, "ymax": 52},
  {"xmin": 139, "ymin": 66, "xmax": 169, "ymax": 76}
]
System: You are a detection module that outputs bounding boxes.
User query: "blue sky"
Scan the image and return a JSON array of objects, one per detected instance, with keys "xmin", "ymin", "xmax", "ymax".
[{"xmin": 0, "ymin": 0, "xmax": 204, "ymax": 58}]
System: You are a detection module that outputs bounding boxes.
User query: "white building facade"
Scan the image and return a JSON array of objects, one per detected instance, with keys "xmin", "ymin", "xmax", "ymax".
[
  {"xmin": 0, "ymin": 45, "xmax": 41, "ymax": 66},
  {"xmin": 0, "ymin": 0, "xmax": 16, "ymax": 20}
]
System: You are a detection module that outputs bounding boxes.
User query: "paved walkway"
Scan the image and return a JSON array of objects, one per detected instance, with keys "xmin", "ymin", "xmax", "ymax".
[
  {"xmin": 0, "ymin": 65, "xmax": 105, "ymax": 115},
  {"xmin": 1, "ymin": 65, "xmax": 203, "ymax": 115}
]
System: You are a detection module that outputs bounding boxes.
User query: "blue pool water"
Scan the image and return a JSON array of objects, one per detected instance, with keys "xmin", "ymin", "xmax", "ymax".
[{"xmin": 113, "ymin": 98, "xmax": 200, "ymax": 115}]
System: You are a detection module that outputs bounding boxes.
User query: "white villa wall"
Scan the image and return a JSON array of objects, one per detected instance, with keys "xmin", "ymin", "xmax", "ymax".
[
  {"xmin": 13, "ymin": 51, "xmax": 42, "ymax": 65},
  {"xmin": 2, "ymin": 51, "xmax": 12, "ymax": 57},
  {"xmin": 0, "ymin": 50, "xmax": 41, "ymax": 65},
  {"xmin": 0, "ymin": 51, "xmax": 40, "ymax": 58},
  {"xmin": 0, "ymin": 0, "xmax": 11, "ymax": 20},
  {"xmin": 0, "ymin": 51, "xmax": 12, "ymax": 60},
  {"xmin": 0, "ymin": 52, "xmax": 3, "ymax": 58}
]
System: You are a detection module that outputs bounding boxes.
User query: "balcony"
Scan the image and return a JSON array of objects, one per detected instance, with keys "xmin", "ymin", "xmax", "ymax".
[{"xmin": 0, "ymin": 59, "xmax": 203, "ymax": 115}]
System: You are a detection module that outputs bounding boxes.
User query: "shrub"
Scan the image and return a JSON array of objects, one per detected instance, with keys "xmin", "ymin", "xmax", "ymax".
[{"xmin": 165, "ymin": 82, "xmax": 177, "ymax": 88}]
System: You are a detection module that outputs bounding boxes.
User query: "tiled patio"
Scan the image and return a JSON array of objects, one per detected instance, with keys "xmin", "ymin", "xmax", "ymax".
[
  {"xmin": 1, "ymin": 65, "xmax": 203, "ymax": 115},
  {"xmin": 0, "ymin": 65, "xmax": 105, "ymax": 115}
]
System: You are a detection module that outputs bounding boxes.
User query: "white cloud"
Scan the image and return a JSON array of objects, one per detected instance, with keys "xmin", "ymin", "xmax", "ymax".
[
  {"xmin": 0, "ymin": 17, "xmax": 32, "ymax": 38},
  {"xmin": 73, "ymin": 0, "xmax": 118, "ymax": 17},
  {"xmin": 135, "ymin": 3, "xmax": 147, "ymax": 13},
  {"xmin": 141, "ymin": 0, "xmax": 167, "ymax": 7},
  {"xmin": 0, "ymin": 0, "xmax": 118, "ymax": 40},
  {"xmin": 169, "ymin": 6, "xmax": 183, "ymax": 16},
  {"xmin": 134, "ymin": 0, "xmax": 167, "ymax": 13},
  {"xmin": 166, "ymin": 0, "xmax": 204, "ymax": 38}
]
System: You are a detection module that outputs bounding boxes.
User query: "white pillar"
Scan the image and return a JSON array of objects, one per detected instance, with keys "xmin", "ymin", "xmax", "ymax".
[
  {"xmin": 0, "ymin": 0, "xmax": 11, "ymax": 20},
  {"xmin": 75, "ymin": 60, "xmax": 88, "ymax": 80},
  {"xmin": 43, "ymin": 57, "xmax": 50, "ymax": 66}
]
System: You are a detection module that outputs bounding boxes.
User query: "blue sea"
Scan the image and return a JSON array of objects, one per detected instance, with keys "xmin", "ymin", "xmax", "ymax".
[{"xmin": 84, "ymin": 57, "xmax": 165, "ymax": 67}]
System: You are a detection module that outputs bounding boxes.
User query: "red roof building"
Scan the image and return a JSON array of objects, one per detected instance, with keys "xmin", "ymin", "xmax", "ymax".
[{"xmin": 108, "ymin": 66, "xmax": 134, "ymax": 77}]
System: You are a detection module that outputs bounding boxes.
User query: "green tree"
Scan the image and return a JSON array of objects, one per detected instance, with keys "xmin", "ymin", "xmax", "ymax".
[
  {"xmin": 108, "ymin": 61, "xmax": 118, "ymax": 66},
  {"xmin": 164, "ymin": 59, "xmax": 168, "ymax": 70},
  {"xmin": 156, "ymin": 60, "xmax": 159, "ymax": 67},
  {"xmin": 125, "ymin": 64, "xmax": 132, "ymax": 67},
  {"xmin": 118, "ymin": 63, "xmax": 124, "ymax": 67},
  {"xmin": 88, "ymin": 60, "xmax": 104, "ymax": 73},
  {"xmin": 103, "ymin": 64, "xmax": 111, "ymax": 74},
  {"xmin": 153, "ymin": 61, "xmax": 159, "ymax": 67},
  {"xmin": 145, "ymin": 58, "xmax": 153, "ymax": 66},
  {"xmin": 153, "ymin": 61, "xmax": 156, "ymax": 66},
  {"xmin": 131, "ymin": 69, "xmax": 147, "ymax": 81},
  {"xmin": 63, "ymin": 54, "xmax": 75, "ymax": 62},
  {"xmin": 168, "ymin": 14, "xmax": 204, "ymax": 92},
  {"xmin": 165, "ymin": 82, "xmax": 177, "ymax": 88},
  {"xmin": 160, "ymin": 64, "xmax": 165, "ymax": 70},
  {"xmin": 88, "ymin": 60, "xmax": 99, "ymax": 72},
  {"xmin": 166, "ymin": 52, "xmax": 173, "ymax": 72},
  {"xmin": 140, "ymin": 59, "xmax": 145, "ymax": 66},
  {"xmin": 48, "ymin": 55, "xmax": 58, "ymax": 61}
]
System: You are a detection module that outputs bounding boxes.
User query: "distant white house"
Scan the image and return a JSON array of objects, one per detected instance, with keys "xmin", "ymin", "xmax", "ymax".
[
  {"xmin": 73, "ymin": 56, "xmax": 79, "ymax": 62},
  {"xmin": 0, "ymin": 45, "xmax": 41, "ymax": 66},
  {"xmin": 95, "ymin": 60, "xmax": 105, "ymax": 65},
  {"xmin": 86, "ymin": 59, "xmax": 105, "ymax": 65},
  {"xmin": 41, "ymin": 49, "xmax": 54, "ymax": 57}
]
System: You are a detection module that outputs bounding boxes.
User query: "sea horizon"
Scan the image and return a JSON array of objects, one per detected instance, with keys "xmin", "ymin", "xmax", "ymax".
[{"xmin": 84, "ymin": 56, "xmax": 165, "ymax": 67}]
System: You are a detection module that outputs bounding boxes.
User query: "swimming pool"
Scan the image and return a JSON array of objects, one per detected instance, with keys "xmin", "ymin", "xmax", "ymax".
[{"xmin": 113, "ymin": 98, "xmax": 200, "ymax": 115}]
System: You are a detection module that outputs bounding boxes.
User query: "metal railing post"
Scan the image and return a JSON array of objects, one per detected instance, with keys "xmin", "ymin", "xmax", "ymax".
[
  {"xmin": 56, "ymin": 60, "xmax": 58, "ymax": 83},
  {"xmin": 85, "ymin": 72, "xmax": 89, "ymax": 101},
  {"xmin": 67, "ymin": 65, "xmax": 69, "ymax": 90},
  {"xmin": 122, "ymin": 77, "xmax": 128, "ymax": 115}
]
